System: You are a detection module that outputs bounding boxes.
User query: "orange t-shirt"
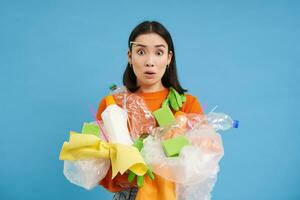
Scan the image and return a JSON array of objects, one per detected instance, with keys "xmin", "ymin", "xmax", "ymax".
[{"xmin": 96, "ymin": 88, "xmax": 204, "ymax": 200}]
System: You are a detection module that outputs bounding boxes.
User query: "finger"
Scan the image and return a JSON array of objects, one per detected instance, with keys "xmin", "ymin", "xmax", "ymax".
[
  {"xmin": 147, "ymin": 169, "xmax": 155, "ymax": 180},
  {"xmin": 128, "ymin": 171, "xmax": 136, "ymax": 182},
  {"xmin": 137, "ymin": 176, "xmax": 144, "ymax": 187}
]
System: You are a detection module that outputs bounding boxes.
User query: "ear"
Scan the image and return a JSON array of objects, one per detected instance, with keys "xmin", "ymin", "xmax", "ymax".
[
  {"xmin": 128, "ymin": 50, "xmax": 132, "ymax": 64},
  {"xmin": 168, "ymin": 51, "xmax": 173, "ymax": 65}
]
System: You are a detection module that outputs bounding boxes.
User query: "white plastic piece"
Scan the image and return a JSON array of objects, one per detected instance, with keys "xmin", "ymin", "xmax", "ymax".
[
  {"xmin": 63, "ymin": 159, "xmax": 110, "ymax": 190},
  {"xmin": 101, "ymin": 100, "xmax": 133, "ymax": 145}
]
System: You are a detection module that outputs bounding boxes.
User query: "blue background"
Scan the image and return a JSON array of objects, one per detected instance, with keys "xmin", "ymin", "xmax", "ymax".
[{"xmin": 1, "ymin": 0, "xmax": 299, "ymax": 199}]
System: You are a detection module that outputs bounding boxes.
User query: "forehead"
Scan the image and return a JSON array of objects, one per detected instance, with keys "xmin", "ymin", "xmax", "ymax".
[{"xmin": 133, "ymin": 33, "xmax": 168, "ymax": 48}]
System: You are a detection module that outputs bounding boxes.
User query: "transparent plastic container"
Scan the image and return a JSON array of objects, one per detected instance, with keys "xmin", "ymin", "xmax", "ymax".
[
  {"xmin": 205, "ymin": 112, "xmax": 239, "ymax": 131},
  {"xmin": 108, "ymin": 84, "xmax": 156, "ymax": 140}
]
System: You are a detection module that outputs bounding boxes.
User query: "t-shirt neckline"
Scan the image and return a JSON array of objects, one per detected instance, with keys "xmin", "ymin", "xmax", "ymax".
[{"xmin": 136, "ymin": 87, "xmax": 169, "ymax": 99}]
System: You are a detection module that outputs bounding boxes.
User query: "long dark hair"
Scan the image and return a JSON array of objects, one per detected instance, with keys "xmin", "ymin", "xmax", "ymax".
[{"xmin": 123, "ymin": 21, "xmax": 187, "ymax": 94}]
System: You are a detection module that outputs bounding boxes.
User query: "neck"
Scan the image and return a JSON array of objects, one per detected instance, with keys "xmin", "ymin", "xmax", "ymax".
[{"xmin": 138, "ymin": 82, "xmax": 166, "ymax": 93}]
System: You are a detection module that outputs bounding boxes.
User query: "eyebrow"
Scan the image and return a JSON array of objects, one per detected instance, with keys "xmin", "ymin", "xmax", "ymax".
[{"xmin": 130, "ymin": 41, "xmax": 166, "ymax": 48}]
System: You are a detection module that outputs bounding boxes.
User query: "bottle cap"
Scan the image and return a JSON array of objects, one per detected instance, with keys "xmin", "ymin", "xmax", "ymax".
[
  {"xmin": 109, "ymin": 84, "xmax": 117, "ymax": 91},
  {"xmin": 105, "ymin": 95, "xmax": 116, "ymax": 106},
  {"xmin": 233, "ymin": 120, "xmax": 239, "ymax": 128}
]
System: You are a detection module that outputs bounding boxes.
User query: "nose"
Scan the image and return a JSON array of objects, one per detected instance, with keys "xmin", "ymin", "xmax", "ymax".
[
  {"xmin": 145, "ymin": 55, "xmax": 155, "ymax": 67},
  {"xmin": 145, "ymin": 63, "xmax": 154, "ymax": 67}
]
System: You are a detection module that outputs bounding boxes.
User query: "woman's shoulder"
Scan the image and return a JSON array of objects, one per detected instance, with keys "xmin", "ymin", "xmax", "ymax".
[
  {"xmin": 185, "ymin": 93, "xmax": 197, "ymax": 100},
  {"xmin": 181, "ymin": 93, "xmax": 204, "ymax": 114},
  {"xmin": 184, "ymin": 93, "xmax": 200, "ymax": 104}
]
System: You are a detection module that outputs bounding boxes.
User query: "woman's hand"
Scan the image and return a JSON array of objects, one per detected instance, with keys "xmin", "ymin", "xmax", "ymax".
[{"xmin": 118, "ymin": 181, "xmax": 137, "ymax": 189}]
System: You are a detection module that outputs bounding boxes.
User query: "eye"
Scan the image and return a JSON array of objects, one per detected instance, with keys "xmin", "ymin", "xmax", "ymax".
[
  {"xmin": 137, "ymin": 49, "xmax": 145, "ymax": 55},
  {"xmin": 156, "ymin": 50, "xmax": 164, "ymax": 56}
]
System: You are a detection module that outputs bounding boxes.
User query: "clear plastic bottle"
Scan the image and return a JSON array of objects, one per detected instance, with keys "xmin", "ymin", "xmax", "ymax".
[
  {"xmin": 205, "ymin": 112, "xmax": 239, "ymax": 131},
  {"xmin": 126, "ymin": 93, "xmax": 156, "ymax": 140},
  {"xmin": 109, "ymin": 83, "xmax": 127, "ymax": 110},
  {"xmin": 108, "ymin": 83, "xmax": 156, "ymax": 140},
  {"xmin": 109, "ymin": 84, "xmax": 127, "ymax": 95}
]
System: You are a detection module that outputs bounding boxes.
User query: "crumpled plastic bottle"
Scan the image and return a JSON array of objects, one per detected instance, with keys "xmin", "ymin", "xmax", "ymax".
[
  {"xmin": 109, "ymin": 84, "xmax": 156, "ymax": 140},
  {"xmin": 186, "ymin": 112, "xmax": 239, "ymax": 131},
  {"xmin": 205, "ymin": 112, "xmax": 239, "ymax": 131}
]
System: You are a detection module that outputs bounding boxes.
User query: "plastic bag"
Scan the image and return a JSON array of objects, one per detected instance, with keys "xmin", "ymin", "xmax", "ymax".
[
  {"xmin": 63, "ymin": 158, "xmax": 111, "ymax": 190},
  {"xmin": 176, "ymin": 175, "xmax": 218, "ymax": 200},
  {"xmin": 141, "ymin": 127, "xmax": 223, "ymax": 185}
]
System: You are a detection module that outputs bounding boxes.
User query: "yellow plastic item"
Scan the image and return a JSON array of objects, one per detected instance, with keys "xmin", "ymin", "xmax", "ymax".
[{"xmin": 59, "ymin": 131, "xmax": 147, "ymax": 178}]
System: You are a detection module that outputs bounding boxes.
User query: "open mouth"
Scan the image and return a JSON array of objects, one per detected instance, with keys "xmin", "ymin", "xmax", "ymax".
[{"xmin": 144, "ymin": 71, "xmax": 156, "ymax": 75}]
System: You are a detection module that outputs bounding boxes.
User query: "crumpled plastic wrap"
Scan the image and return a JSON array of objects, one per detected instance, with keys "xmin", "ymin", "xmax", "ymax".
[
  {"xmin": 63, "ymin": 158, "xmax": 111, "ymax": 190},
  {"xmin": 141, "ymin": 127, "xmax": 223, "ymax": 185},
  {"xmin": 176, "ymin": 127, "xmax": 223, "ymax": 200},
  {"xmin": 141, "ymin": 113, "xmax": 227, "ymax": 200},
  {"xmin": 176, "ymin": 175, "xmax": 218, "ymax": 200}
]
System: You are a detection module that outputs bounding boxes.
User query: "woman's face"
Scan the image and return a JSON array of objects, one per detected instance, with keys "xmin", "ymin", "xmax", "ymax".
[{"xmin": 128, "ymin": 33, "xmax": 173, "ymax": 91}]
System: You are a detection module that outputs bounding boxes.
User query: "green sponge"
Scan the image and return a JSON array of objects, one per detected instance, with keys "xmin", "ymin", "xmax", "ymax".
[
  {"xmin": 81, "ymin": 122, "xmax": 100, "ymax": 137},
  {"xmin": 162, "ymin": 136, "xmax": 189, "ymax": 157},
  {"xmin": 153, "ymin": 106, "xmax": 176, "ymax": 127}
]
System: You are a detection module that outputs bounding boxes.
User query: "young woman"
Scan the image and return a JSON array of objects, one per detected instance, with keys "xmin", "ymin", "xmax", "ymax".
[{"xmin": 96, "ymin": 21, "xmax": 204, "ymax": 200}]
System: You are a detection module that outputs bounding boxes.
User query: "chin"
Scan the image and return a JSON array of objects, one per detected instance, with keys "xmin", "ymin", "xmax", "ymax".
[{"xmin": 141, "ymin": 79, "xmax": 160, "ymax": 86}]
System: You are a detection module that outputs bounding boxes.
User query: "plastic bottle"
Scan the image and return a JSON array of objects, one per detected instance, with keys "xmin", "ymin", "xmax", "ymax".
[
  {"xmin": 205, "ymin": 112, "xmax": 239, "ymax": 131},
  {"xmin": 108, "ymin": 84, "xmax": 156, "ymax": 140},
  {"xmin": 126, "ymin": 93, "xmax": 156, "ymax": 140},
  {"xmin": 109, "ymin": 83, "xmax": 127, "ymax": 110},
  {"xmin": 101, "ymin": 95, "xmax": 133, "ymax": 145},
  {"xmin": 109, "ymin": 84, "xmax": 127, "ymax": 95}
]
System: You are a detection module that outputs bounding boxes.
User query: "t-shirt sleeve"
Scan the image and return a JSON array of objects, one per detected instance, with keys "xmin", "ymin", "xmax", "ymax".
[
  {"xmin": 96, "ymin": 97, "xmax": 106, "ymax": 120},
  {"xmin": 181, "ymin": 94, "xmax": 204, "ymax": 115},
  {"xmin": 96, "ymin": 97, "xmax": 136, "ymax": 192}
]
